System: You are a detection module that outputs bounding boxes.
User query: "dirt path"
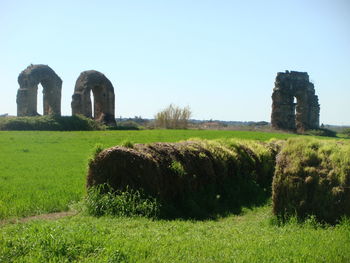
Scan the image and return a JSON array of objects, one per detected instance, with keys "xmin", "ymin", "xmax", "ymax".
[{"xmin": 0, "ymin": 211, "xmax": 77, "ymax": 226}]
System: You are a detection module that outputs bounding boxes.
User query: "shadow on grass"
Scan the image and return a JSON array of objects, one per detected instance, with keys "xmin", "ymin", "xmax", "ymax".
[{"xmin": 84, "ymin": 181, "xmax": 271, "ymax": 221}]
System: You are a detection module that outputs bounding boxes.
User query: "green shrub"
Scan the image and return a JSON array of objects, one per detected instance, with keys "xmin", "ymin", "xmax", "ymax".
[
  {"xmin": 120, "ymin": 140, "xmax": 134, "ymax": 148},
  {"xmin": 304, "ymin": 128, "xmax": 337, "ymax": 137},
  {"xmin": 342, "ymin": 128, "xmax": 350, "ymax": 137},
  {"xmin": 154, "ymin": 104, "xmax": 192, "ymax": 129},
  {"xmin": 84, "ymin": 184, "xmax": 160, "ymax": 218},
  {"xmin": 87, "ymin": 139, "xmax": 278, "ymax": 219},
  {"xmin": 88, "ymin": 144, "xmax": 105, "ymax": 165},
  {"xmin": 169, "ymin": 161, "xmax": 186, "ymax": 177},
  {"xmin": 0, "ymin": 115, "xmax": 105, "ymax": 131},
  {"xmin": 108, "ymin": 121, "xmax": 141, "ymax": 130},
  {"xmin": 272, "ymin": 138, "xmax": 350, "ymax": 224}
]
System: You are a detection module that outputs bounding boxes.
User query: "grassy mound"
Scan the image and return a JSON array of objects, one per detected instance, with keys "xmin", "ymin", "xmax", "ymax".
[
  {"xmin": 0, "ymin": 115, "xmax": 105, "ymax": 131},
  {"xmin": 272, "ymin": 138, "xmax": 350, "ymax": 224},
  {"xmin": 87, "ymin": 139, "xmax": 279, "ymax": 219}
]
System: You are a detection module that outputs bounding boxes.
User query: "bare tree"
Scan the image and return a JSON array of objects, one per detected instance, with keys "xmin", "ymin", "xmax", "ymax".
[{"xmin": 155, "ymin": 104, "xmax": 192, "ymax": 129}]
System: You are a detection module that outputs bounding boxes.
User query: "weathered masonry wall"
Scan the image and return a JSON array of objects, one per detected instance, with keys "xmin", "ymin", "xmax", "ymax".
[
  {"xmin": 16, "ymin": 65, "xmax": 117, "ymax": 126},
  {"xmin": 17, "ymin": 64, "xmax": 62, "ymax": 116},
  {"xmin": 271, "ymin": 71, "xmax": 320, "ymax": 132},
  {"xmin": 71, "ymin": 70, "xmax": 116, "ymax": 126}
]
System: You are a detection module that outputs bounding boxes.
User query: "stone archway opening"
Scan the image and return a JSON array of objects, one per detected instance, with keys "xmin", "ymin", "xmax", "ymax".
[
  {"xmin": 92, "ymin": 85, "xmax": 104, "ymax": 121},
  {"xmin": 37, "ymin": 83, "xmax": 44, "ymax": 115},
  {"xmin": 293, "ymin": 96, "xmax": 297, "ymax": 127},
  {"xmin": 293, "ymin": 95, "xmax": 307, "ymax": 132},
  {"xmin": 89, "ymin": 86, "xmax": 105, "ymax": 120},
  {"xmin": 89, "ymin": 89, "xmax": 95, "ymax": 118}
]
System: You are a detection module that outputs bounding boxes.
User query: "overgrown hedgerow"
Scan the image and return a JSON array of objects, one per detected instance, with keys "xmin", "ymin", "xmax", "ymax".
[
  {"xmin": 87, "ymin": 139, "xmax": 279, "ymax": 219},
  {"xmin": 86, "ymin": 137, "xmax": 350, "ymax": 223},
  {"xmin": 0, "ymin": 115, "xmax": 105, "ymax": 131},
  {"xmin": 303, "ymin": 128, "xmax": 337, "ymax": 137},
  {"xmin": 272, "ymin": 137, "xmax": 350, "ymax": 224}
]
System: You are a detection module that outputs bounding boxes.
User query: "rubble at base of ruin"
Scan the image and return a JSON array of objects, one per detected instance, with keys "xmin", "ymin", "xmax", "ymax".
[{"xmin": 271, "ymin": 70, "xmax": 320, "ymax": 132}]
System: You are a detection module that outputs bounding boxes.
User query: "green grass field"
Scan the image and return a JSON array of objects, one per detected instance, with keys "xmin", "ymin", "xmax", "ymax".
[
  {"xmin": 0, "ymin": 130, "xmax": 296, "ymax": 219},
  {"xmin": 1, "ymin": 130, "xmax": 349, "ymax": 262},
  {"xmin": 1, "ymin": 204, "xmax": 349, "ymax": 262}
]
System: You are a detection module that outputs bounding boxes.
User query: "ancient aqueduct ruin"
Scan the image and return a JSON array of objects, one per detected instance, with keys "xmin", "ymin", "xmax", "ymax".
[
  {"xmin": 17, "ymin": 65, "xmax": 62, "ymax": 117},
  {"xmin": 72, "ymin": 70, "xmax": 116, "ymax": 126},
  {"xmin": 271, "ymin": 71, "xmax": 320, "ymax": 132},
  {"xmin": 16, "ymin": 64, "xmax": 116, "ymax": 125},
  {"xmin": 16, "ymin": 65, "xmax": 320, "ymax": 131}
]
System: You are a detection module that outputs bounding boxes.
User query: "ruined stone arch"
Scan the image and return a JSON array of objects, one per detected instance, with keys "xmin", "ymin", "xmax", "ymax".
[
  {"xmin": 271, "ymin": 71, "xmax": 320, "ymax": 132},
  {"xmin": 17, "ymin": 64, "xmax": 62, "ymax": 116},
  {"xmin": 71, "ymin": 70, "xmax": 116, "ymax": 126}
]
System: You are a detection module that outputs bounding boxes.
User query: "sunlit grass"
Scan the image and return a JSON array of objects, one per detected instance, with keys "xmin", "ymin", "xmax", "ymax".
[
  {"xmin": 0, "ymin": 204, "xmax": 349, "ymax": 262},
  {"xmin": 0, "ymin": 130, "xmax": 296, "ymax": 219},
  {"xmin": 0, "ymin": 130, "xmax": 348, "ymax": 262}
]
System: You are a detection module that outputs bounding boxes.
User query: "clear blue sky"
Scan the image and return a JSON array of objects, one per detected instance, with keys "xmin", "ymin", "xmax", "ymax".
[{"xmin": 1, "ymin": 0, "xmax": 349, "ymax": 125}]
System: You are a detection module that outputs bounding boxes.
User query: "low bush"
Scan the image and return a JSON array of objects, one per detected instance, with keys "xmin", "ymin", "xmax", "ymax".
[
  {"xmin": 87, "ymin": 139, "xmax": 278, "ymax": 219},
  {"xmin": 108, "ymin": 121, "xmax": 141, "ymax": 130},
  {"xmin": 304, "ymin": 128, "xmax": 337, "ymax": 137},
  {"xmin": 342, "ymin": 128, "xmax": 350, "ymax": 137},
  {"xmin": 0, "ymin": 115, "xmax": 105, "ymax": 131},
  {"xmin": 84, "ymin": 184, "xmax": 160, "ymax": 218},
  {"xmin": 272, "ymin": 138, "xmax": 350, "ymax": 224},
  {"xmin": 154, "ymin": 104, "xmax": 192, "ymax": 129}
]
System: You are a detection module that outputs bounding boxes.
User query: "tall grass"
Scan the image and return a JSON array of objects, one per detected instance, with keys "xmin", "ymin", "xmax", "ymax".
[
  {"xmin": 273, "ymin": 137, "xmax": 350, "ymax": 223},
  {"xmin": 83, "ymin": 185, "xmax": 160, "ymax": 218}
]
